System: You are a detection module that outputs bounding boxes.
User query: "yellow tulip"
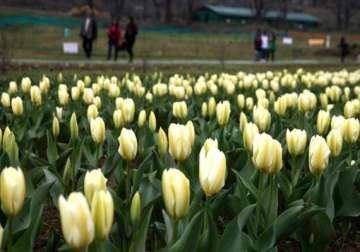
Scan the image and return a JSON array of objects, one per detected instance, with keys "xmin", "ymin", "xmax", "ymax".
[
  {"xmin": 130, "ymin": 191, "xmax": 141, "ymax": 226},
  {"xmin": 0, "ymin": 167, "xmax": 26, "ymax": 216},
  {"xmin": 71, "ymin": 86, "xmax": 80, "ymax": 101},
  {"xmin": 326, "ymin": 129, "xmax": 343, "ymax": 157},
  {"xmin": 172, "ymin": 101, "xmax": 188, "ymax": 119},
  {"xmin": 309, "ymin": 135, "xmax": 330, "ymax": 175},
  {"xmin": 83, "ymin": 88, "xmax": 94, "ymax": 105},
  {"xmin": 87, "ymin": 104, "xmax": 98, "ymax": 121},
  {"xmin": 162, "ymin": 168, "xmax": 190, "ymax": 220},
  {"xmin": 113, "ymin": 109, "xmax": 123, "ymax": 128},
  {"xmin": 91, "ymin": 190, "xmax": 114, "ymax": 240},
  {"xmin": 137, "ymin": 110, "xmax": 147, "ymax": 127},
  {"xmin": 168, "ymin": 123, "xmax": 193, "ymax": 161},
  {"xmin": 252, "ymin": 133, "xmax": 283, "ymax": 174},
  {"xmin": 84, "ymin": 169, "xmax": 107, "ymax": 204},
  {"xmin": 199, "ymin": 139, "xmax": 226, "ymax": 197},
  {"xmin": 58, "ymin": 192, "xmax": 94, "ymax": 250},
  {"xmin": 21, "ymin": 77, "xmax": 31, "ymax": 93},
  {"xmin": 243, "ymin": 122, "xmax": 259, "ymax": 152},
  {"xmin": 8, "ymin": 81, "xmax": 18, "ymax": 94},
  {"xmin": 239, "ymin": 112, "xmax": 248, "ymax": 132},
  {"xmin": 11, "ymin": 97, "xmax": 23, "ymax": 116},
  {"xmin": 253, "ymin": 105, "xmax": 271, "ymax": 132},
  {"xmin": 286, "ymin": 129, "xmax": 307, "ymax": 156},
  {"xmin": 208, "ymin": 97, "xmax": 216, "ymax": 117},
  {"xmin": 316, "ymin": 110, "xmax": 330, "ymax": 135},
  {"xmin": 118, "ymin": 128, "xmax": 138, "ymax": 160},
  {"xmin": 1, "ymin": 93, "xmax": 10, "ymax": 108},
  {"xmin": 30, "ymin": 86, "xmax": 42, "ymax": 106},
  {"xmin": 52, "ymin": 116, "xmax": 60, "ymax": 138},
  {"xmin": 216, "ymin": 100, "xmax": 231, "ymax": 126},
  {"xmin": 90, "ymin": 117, "xmax": 106, "ymax": 144},
  {"xmin": 122, "ymin": 98, "xmax": 135, "ymax": 123},
  {"xmin": 343, "ymin": 118, "xmax": 360, "ymax": 143},
  {"xmin": 149, "ymin": 111, "xmax": 157, "ymax": 131},
  {"xmin": 201, "ymin": 102, "xmax": 208, "ymax": 118},
  {"xmin": 58, "ymin": 89, "xmax": 70, "ymax": 106},
  {"xmin": 157, "ymin": 127, "xmax": 168, "ymax": 156}
]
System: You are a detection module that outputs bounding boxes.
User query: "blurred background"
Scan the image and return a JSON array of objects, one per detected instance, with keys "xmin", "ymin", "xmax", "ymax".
[{"xmin": 0, "ymin": 0, "xmax": 359, "ymax": 71}]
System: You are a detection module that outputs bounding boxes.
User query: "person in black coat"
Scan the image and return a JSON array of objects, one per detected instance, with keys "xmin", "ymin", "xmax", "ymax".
[
  {"xmin": 338, "ymin": 37, "xmax": 349, "ymax": 63},
  {"xmin": 118, "ymin": 16, "xmax": 138, "ymax": 62},
  {"xmin": 80, "ymin": 10, "xmax": 97, "ymax": 59}
]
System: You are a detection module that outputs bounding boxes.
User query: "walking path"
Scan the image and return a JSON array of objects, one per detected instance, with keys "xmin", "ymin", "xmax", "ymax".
[{"xmin": 11, "ymin": 58, "xmax": 355, "ymax": 67}]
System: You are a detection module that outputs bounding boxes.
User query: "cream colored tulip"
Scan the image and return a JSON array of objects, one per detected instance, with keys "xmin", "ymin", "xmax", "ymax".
[
  {"xmin": 199, "ymin": 139, "xmax": 226, "ymax": 197},
  {"xmin": 113, "ymin": 109, "xmax": 123, "ymax": 128},
  {"xmin": 309, "ymin": 135, "xmax": 330, "ymax": 175},
  {"xmin": 316, "ymin": 110, "xmax": 330, "ymax": 135},
  {"xmin": 8, "ymin": 81, "xmax": 17, "ymax": 94},
  {"xmin": 11, "ymin": 97, "xmax": 23, "ymax": 116},
  {"xmin": 21, "ymin": 77, "xmax": 31, "ymax": 93},
  {"xmin": 201, "ymin": 102, "xmax": 208, "ymax": 118},
  {"xmin": 91, "ymin": 190, "xmax": 114, "ymax": 240},
  {"xmin": 122, "ymin": 98, "xmax": 135, "ymax": 123},
  {"xmin": 118, "ymin": 128, "xmax": 138, "ymax": 160},
  {"xmin": 158, "ymin": 127, "xmax": 168, "ymax": 156},
  {"xmin": 274, "ymin": 96, "xmax": 288, "ymax": 116},
  {"xmin": 208, "ymin": 97, "xmax": 216, "ymax": 117},
  {"xmin": 239, "ymin": 112, "xmax": 248, "ymax": 132},
  {"xmin": 326, "ymin": 129, "xmax": 343, "ymax": 157},
  {"xmin": 149, "ymin": 111, "xmax": 157, "ymax": 131},
  {"xmin": 286, "ymin": 129, "xmax": 307, "ymax": 156},
  {"xmin": 162, "ymin": 168, "xmax": 190, "ymax": 220},
  {"xmin": 252, "ymin": 133, "xmax": 283, "ymax": 174},
  {"xmin": 168, "ymin": 123, "xmax": 193, "ymax": 161},
  {"xmin": 137, "ymin": 110, "xmax": 147, "ymax": 127},
  {"xmin": 58, "ymin": 89, "xmax": 70, "ymax": 106},
  {"xmin": 84, "ymin": 169, "xmax": 107, "ymax": 204},
  {"xmin": 93, "ymin": 96, "xmax": 102, "ymax": 109},
  {"xmin": 130, "ymin": 191, "xmax": 141, "ymax": 226},
  {"xmin": 90, "ymin": 117, "xmax": 106, "ymax": 144},
  {"xmin": 87, "ymin": 104, "xmax": 98, "ymax": 121},
  {"xmin": 58, "ymin": 192, "xmax": 94, "ymax": 250},
  {"xmin": 52, "ymin": 116, "xmax": 60, "ymax": 138},
  {"xmin": 0, "ymin": 167, "xmax": 26, "ymax": 216},
  {"xmin": 70, "ymin": 112, "xmax": 78, "ymax": 141},
  {"xmin": 343, "ymin": 118, "xmax": 360, "ymax": 143},
  {"xmin": 172, "ymin": 101, "xmax": 188, "ymax": 119},
  {"xmin": 56, "ymin": 107, "xmax": 63, "ymax": 120},
  {"xmin": 71, "ymin": 86, "xmax": 80, "ymax": 101},
  {"xmin": 331, "ymin": 115, "xmax": 345, "ymax": 135},
  {"xmin": 253, "ymin": 105, "xmax": 271, "ymax": 132},
  {"xmin": 216, "ymin": 100, "xmax": 231, "ymax": 126},
  {"xmin": 1, "ymin": 93, "xmax": 10, "ymax": 108},
  {"xmin": 30, "ymin": 86, "xmax": 42, "ymax": 106},
  {"xmin": 83, "ymin": 88, "xmax": 94, "ymax": 104},
  {"xmin": 237, "ymin": 94, "xmax": 245, "ymax": 109},
  {"xmin": 243, "ymin": 122, "xmax": 259, "ymax": 152}
]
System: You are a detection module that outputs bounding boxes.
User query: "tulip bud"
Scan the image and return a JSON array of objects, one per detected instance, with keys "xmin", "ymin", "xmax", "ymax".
[
  {"xmin": 87, "ymin": 104, "xmax": 98, "ymax": 121},
  {"xmin": 1, "ymin": 93, "xmax": 10, "ymax": 108},
  {"xmin": 91, "ymin": 190, "xmax": 114, "ymax": 240},
  {"xmin": 168, "ymin": 123, "xmax": 193, "ymax": 161},
  {"xmin": 246, "ymin": 97, "xmax": 254, "ymax": 111},
  {"xmin": 316, "ymin": 110, "xmax": 330, "ymax": 135},
  {"xmin": 57, "ymin": 72, "xmax": 64, "ymax": 83},
  {"xmin": 58, "ymin": 89, "xmax": 70, "ymax": 106},
  {"xmin": 137, "ymin": 110, "xmax": 147, "ymax": 127},
  {"xmin": 21, "ymin": 77, "xmax": 31, "ymax": 93},
  {"xmin": 243, "ymin": 122, "xmax": 259, "ymax": 152},
  {"xmin": 2, "ymin": 127, "xmax": 18, "ymax": 164},
  {"xmin": 199, "ymin": 139, "xmax": 226, "ymax": 197},
  {"xmin": 148, "ymin": 111, "xmax": 157, "ymax": 131},
  {"xmin": 172, "ymin": 101, "xmax": 188, "ymax": 119},
  {"xmin": 8, "ymin": 81, "xmax": 18, "ymax": 94},
  {"xmin": 237, "ymin": 94, "xmax": 245, "ymax": 109},
  {"xmin": 63, "ymin": 158, "xmax": 73, "ymax": 186},
  {"xmin": 93, "ymin": 96, "xmax": 102, "ymax": 109},
  {"xmin": 320, "ymin": 93, "xmax": 328, "ymax": 109},
  {"xmin": 208, "ymin": 97, "xmax": 216, "ymax": 117},
  {"xmin": 84, "ymin": 169, "xmax": 107, "ymax": 204},
  {"xmin": 201, "ymin": 102, "xmax": 208, "ymax": 118},
  {"xmin": 252, "ymin": 133, "xmax": 283, "ymax": 174},
  {"xmin": 52, "ymin": 116, "xmax": 60, "ymax": 138},
  {"xmin": 56, "ymin": 107, "xmax": 63, "ymax": 120},
  {"xmin": 11, "ymin": 97, "xmax": 23, "ymax": 116},
  {"xmin": 162, "ymin": 168, "xmax": 190, "ymax": 220},
  {"xmin": 122, "ymin": 98, "xmax": 135, "ymax": 123},
  {"xmin": 130, "ymin": 192, "xmax": 141, "ymax": 226},
  {"xmin": 286, "ymin": 129, "xmax": 307, "ymax": 156},
  {"xmin": 58, "ymin": 192, "xmax": 94, "ymax": 250},
  {"xmin": 70, "ymin": 112, "xmax": 79, "ymax": 141},
  {"xmin": 253, "ymin": 105, "xmax": 271, "ymax": 132},
  {"xmin": 216, "ymin": 100, "xmax": 231, "ymax": 126},
  {"xmin": 118, "ymin": 128, "xmax": 138, "ymax": 160},
  {"xmin": 115, "ymin": 97, "xmax": 124, "ymax": 110},
  {"xmin": 71, "ymin": 86, "xmax": 80, "ymax": 101},
  {"xmin": 157, "ymin": 127, "xmax": 168, "ymax": 156},
  {"xmin": 274, "ymin": 96, "xmax": 288, "ymax": 116},
  {"xmin": 343, "ymin": 118, "xmax": 360, "ymax": 143},
  {"xmin": 0, "ymin": 167, "xmax": 26, "ymax": 216},
  {"xmin": 239, "ymin": 112, "xmax": 248, "ymax": 132},
  {"xmin": 83, "ymin": 88, "xmax": 94, "ymax": 105},
  {"xmin": 327, "ymin": 129, "xmax": 343, "ymax": 157},
  {"xmin": 90, "ymin": 117, "xmax": 106, "ymax": 144},
  {"xmin": 0, "ymin": 223, "xmax": 3, "ymax": 249},
  {"xmin": 30, "ymin": 86, "xmax": 42, "ymax": 106},
  {"xmin": 309, "ymin": 135, "xmax": 330, "ymax": 175},
  {"xmin": 113, "ymin": 109, "xmax": 123, "ymax": 128}
]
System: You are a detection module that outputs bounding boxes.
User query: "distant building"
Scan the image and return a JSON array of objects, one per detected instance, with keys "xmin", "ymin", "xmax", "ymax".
[{"xmin": 192, "ymin": 4, "xmax": 321, "ymax": 28}]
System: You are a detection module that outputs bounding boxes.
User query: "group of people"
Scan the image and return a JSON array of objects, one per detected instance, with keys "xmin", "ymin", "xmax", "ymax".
[
  {"xmin": 254, "ymin": 29, "xmax": 277, "ymax": 62},
  {"xmin": 80, "ymin": 10, "xmax": 139, "ymax": 62}
]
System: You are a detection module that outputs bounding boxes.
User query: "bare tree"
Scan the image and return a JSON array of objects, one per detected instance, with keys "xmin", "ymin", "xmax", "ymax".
[
  {"xmin": 252, "ymin": 0, "xmax": 266, "ymax": 23},
  {"xmin": 330, "ymin": 0, "xmax": 359, "ymax": 29}
]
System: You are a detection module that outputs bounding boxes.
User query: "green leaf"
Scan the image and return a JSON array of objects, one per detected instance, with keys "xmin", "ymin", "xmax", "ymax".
[
  {"xmin": 198, "ymin": 212, "xmax": 219, "ymax": 252},
  {"xmin": 170, "ymin": 210, "xmax": 204, "ymax": 252},
  {"xmin": 128, "ymin": 206, "xmax": 153, "ymax": 252},
  {"xmin": 47, "ymin": 131, "xmax": 58, "ymax": 166},
  {"xmin": 233, "ymin": 169, "xmax": 257, "ymax": 198}
]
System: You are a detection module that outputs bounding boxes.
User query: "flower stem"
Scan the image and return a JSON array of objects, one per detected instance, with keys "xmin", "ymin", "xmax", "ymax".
[
  {"xmin": 255, "ymin": 173, "xmax": 264, "ymax": 237},
  {"xmin": 7, "ymin": 217, "xmax": 12, "ymax": 252},
  {"xmin": 126, "ymin": 162, "xmax": 132, "ymax": 200},
  {"xmin": 171, "ymin": 220, "xmax": 178, "ymax": 245}
]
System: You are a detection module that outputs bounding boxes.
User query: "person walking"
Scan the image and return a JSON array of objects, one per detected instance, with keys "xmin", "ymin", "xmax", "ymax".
[
  {"xmin": 269, "ymin": 32, "xmax": 277, "ymax": 62},
  {"xmin": 338, "ymin": 37, "xmax": 349, "ymax": 63},
  {"xmin": 80, "ymin": 10, "xmax": 97, "ymax": 59},
  {"xmin": 107, "ymin": 20, "xmax": 122, "ymax": 60},
  {"xmin": 261, "ymin": 31, "xmax": 269, "ymax": 61},
  {"xmin": 254, "ymin": 29, "xmax": 262, "ymax": 61},
  {"xmin": 118, "ymin": 16, "xmax": 139, "ymax": 62}
]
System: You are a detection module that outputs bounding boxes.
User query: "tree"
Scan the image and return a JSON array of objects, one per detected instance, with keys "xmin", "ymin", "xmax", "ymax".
[
  {"xmin": 151, "ymin": 0, "xmax": 161, "ymax": 21},
  {"xmin": 252, "ymin": 0, "xmax": 266, "ymax": 23},
  {"xmin": 330, "ymin": 0, "xmax": 359, "ymax": 29}
]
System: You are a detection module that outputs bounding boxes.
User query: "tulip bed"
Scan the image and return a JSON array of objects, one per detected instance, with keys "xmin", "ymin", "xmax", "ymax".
[{"xmin": 0, "ymin": 69, "xmax": 359, "ymax": 251}]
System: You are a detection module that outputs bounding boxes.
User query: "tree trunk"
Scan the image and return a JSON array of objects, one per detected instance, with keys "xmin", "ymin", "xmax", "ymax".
[
  {"xmin": 187, "ymin": 0, "xmax": 195, "ymax": 23},
  {"xmin": 152, "ymin": 0, "xmax": 161, "ymax": 21},
  {"xmin": 165, "ymin": 0, "xmax": 172, "ymax": 22}
]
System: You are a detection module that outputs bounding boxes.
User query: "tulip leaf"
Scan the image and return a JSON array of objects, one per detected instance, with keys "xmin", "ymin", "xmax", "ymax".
[
  {"xmin": 197, "ymin": 212, "xmax": 219, "ymax": 252},
  {"xmin": 128, "ymin": 206, "xmax": 153, "ymax": 252},
  {"xmin": 217, "ymin": 204, "xmax": 256, "ymax": 252},
  {"xmin": 170, "ymin": 210, "xmax": 204, "ymax": 252},
  {"xmin": 233, "ymin": 169, "xmax": 257, "ymax": 198},
  {"xmin": 47, "ymin": 131, "xmax": 58, "ymax": 166}
]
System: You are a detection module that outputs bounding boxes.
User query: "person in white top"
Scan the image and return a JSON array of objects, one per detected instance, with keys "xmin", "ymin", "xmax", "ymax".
[{"xmin": 261, "ymin": 31, "xmax": 269, "ymax": 61}]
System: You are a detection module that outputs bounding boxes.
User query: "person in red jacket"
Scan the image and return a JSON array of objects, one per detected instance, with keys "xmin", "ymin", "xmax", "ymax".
[{"xmin": 107, "ymin": 19, "xmax": 122, "ymax": 60}]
